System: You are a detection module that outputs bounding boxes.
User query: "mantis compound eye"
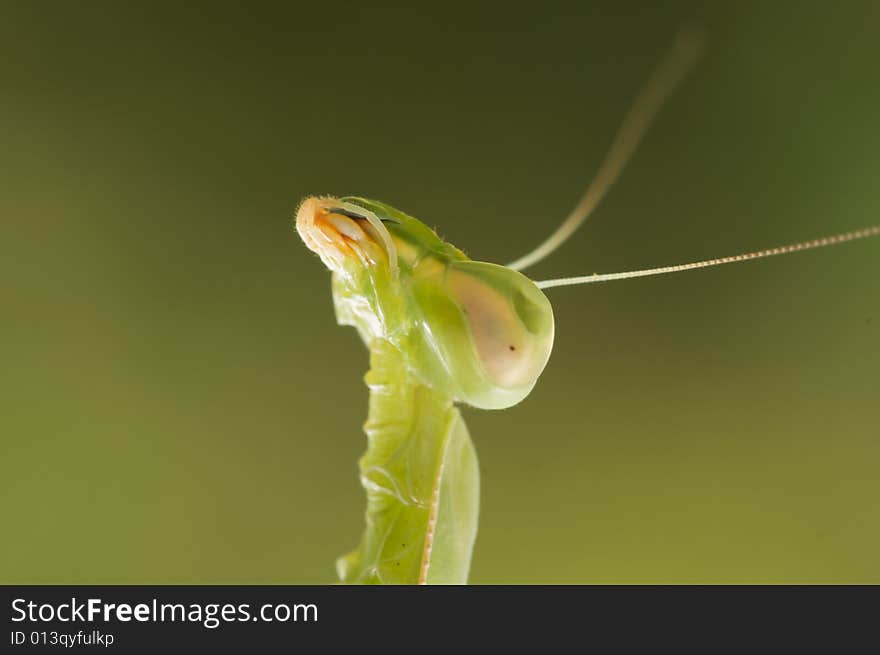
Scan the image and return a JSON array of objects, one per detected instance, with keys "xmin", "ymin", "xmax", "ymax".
[
  {"xmin": 407, "ymin": 258, "xmax": 554, "ymax": 410},
  {"xmin": 435, "ymin": 261, "xmax": 554, "ymax": 409}
]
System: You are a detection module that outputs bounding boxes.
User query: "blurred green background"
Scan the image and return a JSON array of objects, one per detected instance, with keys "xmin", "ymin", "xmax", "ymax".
[{"xmin": 2, "ymin": 1, "xmax": 878, "ymax": 583}]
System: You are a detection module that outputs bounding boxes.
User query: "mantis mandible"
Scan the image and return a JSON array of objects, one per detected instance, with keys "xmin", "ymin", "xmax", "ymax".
[{"xmin": 295, "ymin": 30, "xmax": 880, "ymax": 584}]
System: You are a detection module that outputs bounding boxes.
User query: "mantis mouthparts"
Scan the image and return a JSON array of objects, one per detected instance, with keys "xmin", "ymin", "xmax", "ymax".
[{"xmin": 296, "ymin": 196, "xmax": 398, "ymax": 277}]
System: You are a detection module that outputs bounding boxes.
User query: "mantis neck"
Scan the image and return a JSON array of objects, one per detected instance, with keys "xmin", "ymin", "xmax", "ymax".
[{"xmin": 336, "ymin": 337, "xmax": 480, "ymax": 584}]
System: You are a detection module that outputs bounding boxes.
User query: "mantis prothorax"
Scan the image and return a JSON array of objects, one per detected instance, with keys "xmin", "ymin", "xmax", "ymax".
[{"xmin": 295, "ymin": 29, "xmax": 880, "ymax": 584}]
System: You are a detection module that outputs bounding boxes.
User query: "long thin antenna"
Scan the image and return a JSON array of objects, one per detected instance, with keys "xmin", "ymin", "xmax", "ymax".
[
  {"xmin": 506, "ymin": 27, "xmax": 707, "ymax": 272},
  {"xmin": 535, "ymin": 225, "xmax": 880, "ymax": 289}
]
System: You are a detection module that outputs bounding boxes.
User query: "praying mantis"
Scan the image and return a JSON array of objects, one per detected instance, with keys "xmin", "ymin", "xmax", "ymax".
[{"xmin": 295, "ymin": 30, "xmax": 880, "ymax": 584}]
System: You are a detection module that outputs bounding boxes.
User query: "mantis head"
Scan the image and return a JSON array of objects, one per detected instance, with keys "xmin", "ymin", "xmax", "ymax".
[{"xmin": 296, "ymin": 196, "xmax": 555, "ymax": 410}]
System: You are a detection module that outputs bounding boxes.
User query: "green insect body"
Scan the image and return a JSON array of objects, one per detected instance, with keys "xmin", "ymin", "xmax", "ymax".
[
  {"xmin": 295, "ymin": 32, "xmax": 880, "ymax": 585},
  {"xmin": 296, "ymin": 196, "xmax": 555, "ymax": 583}
]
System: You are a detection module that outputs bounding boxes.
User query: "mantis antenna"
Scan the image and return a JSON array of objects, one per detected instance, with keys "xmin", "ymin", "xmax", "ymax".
[
  {"xmin": 506, "ymin": 26, "xmax": 707, "ymax": 272},
  {"xmin": 535, "ymin": 225, "xmax": 880, "ymax": 289}
]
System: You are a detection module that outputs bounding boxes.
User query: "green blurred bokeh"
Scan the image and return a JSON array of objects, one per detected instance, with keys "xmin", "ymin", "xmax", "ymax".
[{"xmin": 2, "ymin": 1, "xmax": 878, "ymax": 583}]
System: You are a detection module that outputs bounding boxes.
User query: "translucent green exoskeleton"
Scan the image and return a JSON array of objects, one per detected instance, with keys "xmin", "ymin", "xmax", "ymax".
[
  {"xmin": 296, "ymin": 30, "xmax": 880, "ymax": 584},
  {"xmin": 297, "ymin": 196, "xmax": 554, "ymax": 583}
]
